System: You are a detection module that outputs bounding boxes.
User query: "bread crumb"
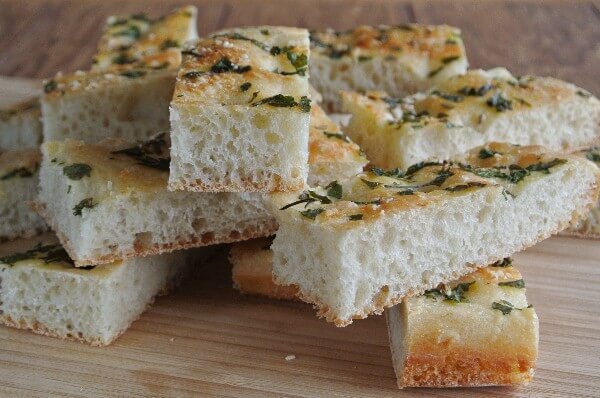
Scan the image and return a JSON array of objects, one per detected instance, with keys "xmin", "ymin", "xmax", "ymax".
[
  {"xmin": 170, "ymin": 337, "xmax": 175, "ymax": 342},
  {"xmin": 285, "ymin": 354, "xmax": 296, "ymax": 361}
]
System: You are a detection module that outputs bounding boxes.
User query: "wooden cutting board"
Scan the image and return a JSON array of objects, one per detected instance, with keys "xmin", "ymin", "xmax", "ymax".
[{"xmin": 1, "ymin": 79, "xmax": 599, "ymax": 397}]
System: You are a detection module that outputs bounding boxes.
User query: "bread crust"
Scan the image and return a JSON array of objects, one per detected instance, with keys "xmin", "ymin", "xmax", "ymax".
[
  {"xmin": 167, "ymin": 176, "xmax": 306, "ymax": 193},
  {"xmin": 0, "ymin": 267, "xmax": 186, "ymax": 346},
  {"xmin": 274, "ymin": 159, "xmax": 600, "ymax": 326},
  {"xmin": 32, "ymin": 201, "xmax": 277, "ymax": 266}
]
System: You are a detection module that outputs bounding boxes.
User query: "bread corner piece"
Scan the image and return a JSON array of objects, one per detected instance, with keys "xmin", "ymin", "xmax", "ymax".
[
  {"xmin": 168, "ymin": 26, "xmax": 311, "ymax": 192},
  {"xmin": 341, "ymin": 68, "xmax": 600, "ymax": 170},
  {"xmin": 35, "ymin": 134, "xmax": 276, "ymax": 266},
  {"xmin": 41, "ymin": 6, "xmax": 197, "ymax": 144},
  {"xmin": 230, "ymin": 237, "xmax": 299, "ymax": 300},
  {"xmin": 0, "ymin": 98, "xmax": 43, "ymax": 150},
  {"xmin": 0, "ymin": 149, "xmax": 47, "ymax": 241},
  {"xmin": 387, "ymin": 259, "xmax": 538, "ymax": 388},
  {"xmin": 0, "ymin": 234, "xmax": 196, "ymax": 346},
  {"xmin": 309, "ymin": 24, "xmax": 468, "ymax": 112},
  {"xmin": 562, "ymin": 147, "xmax": 600, "ymax": 238},
  {"xmin": 269, "ymin": 142, "xmax": 600, "ymax": 326}
]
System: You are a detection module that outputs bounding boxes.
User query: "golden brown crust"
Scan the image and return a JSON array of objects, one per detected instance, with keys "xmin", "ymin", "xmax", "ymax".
[
  {"xmin": 167, "ymin": 176, "xmax": 306, "ymax": 193},
  {"xmin": 32, "ymin": 201, "xmax": 277, "ymax": 266},
  {"xmin": 400, "ymin": 347, "xmax": 535, "ymax": 388},
  {"xmin": 233, "ymin": 274, "xmax": 299, "ymax": 301}
]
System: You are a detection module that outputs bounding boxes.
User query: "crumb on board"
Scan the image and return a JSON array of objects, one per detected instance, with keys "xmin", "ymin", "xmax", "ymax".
[{"xmin": 285, "ymin": 354, "xmax": 296, "ymax": 361}]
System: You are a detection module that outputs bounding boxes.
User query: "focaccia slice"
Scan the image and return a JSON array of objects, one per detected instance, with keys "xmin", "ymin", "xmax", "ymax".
[
  {"xmin": 269, "ymin": 143, "xmax": 600, "ymax": 326},
  {"xmin": 0, "ymin": 149, "xmax": 47, "ymax": 240},
  {"xmin": 41, "ymin": 6, "xmax": 197, "ymax": 144},
  {"xmin": 342, "ymin": 68, "xmax": 600, "ymax": 169},
  {"xmin": 562, "ymin": 147, "xmax": 600, "ymax": 238},
  {"xmin": 310, "ymin": 24, "xmax": 468, "ymax": 111},
  {"xmin": 0, "ymin": 234, "xmax": 198, "ymax": 346},
  {"xmin": 34, "ymin": 106, "xmax": 360, "ymax": 266},
  {"xmin": 0, "ymin": 98, "xmax": 43, "ymax": 150},
  {"xmin": 168, "ymin": 26, "xmax": 311, "ymax": 192},
  {"xmin": 386, "ymin": 258, "xmax": 538, "ymax": 388},
  {"xmin": 92, "ymin": 6, "xmax": 198, "ymax": 70}
]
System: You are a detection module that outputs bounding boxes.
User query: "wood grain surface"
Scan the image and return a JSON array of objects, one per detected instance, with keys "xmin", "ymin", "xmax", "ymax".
[
  {"xmin": 0, "ymin": 0, "xmax": 599, "ymax": 94},
  {"xmin": 0, "ymin": 1, "xmax": 599, "ymax": 396}
]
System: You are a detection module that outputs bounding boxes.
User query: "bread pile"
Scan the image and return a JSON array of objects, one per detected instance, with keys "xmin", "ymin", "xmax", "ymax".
[{"xmin": 1, "ymin": 6, "xmax": 599, "ymax": 389}]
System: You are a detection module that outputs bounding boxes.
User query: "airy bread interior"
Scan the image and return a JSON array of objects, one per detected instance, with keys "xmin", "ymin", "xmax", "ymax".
[
  {"xmin": 270, "ymin": 146, "xmax": 600, "ymax": 325},
  {"xmin": 0, "ymin": 98, "xmax": 42, "ymax": 150},
  {"xmin": 0, "ymin": 235, "xmax": 193, "ymax": 346}
]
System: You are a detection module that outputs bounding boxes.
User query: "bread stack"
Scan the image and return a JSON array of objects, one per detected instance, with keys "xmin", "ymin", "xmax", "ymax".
[{"xmin": 2, "ymin": 7, "xmax": 600, "ymax": 390}]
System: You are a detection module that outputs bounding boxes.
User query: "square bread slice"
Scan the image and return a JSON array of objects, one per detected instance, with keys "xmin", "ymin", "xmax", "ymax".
[
  {"xmin": 0, "ymin": 234, "xmax": 197, "ymax": 346},
  {"xmin": 35, "ymin": 134, "xmax": 276, "ymax": 266},
  {"xmin": 562, "ymin": 147, "xmax": 600, "ymax": 238},
  {"xmin": 387, "ymin": 258, "xmax": 538, "ymax": 388},
  {"xmin": 309, "ymin": 24, "xmax": 468, "ymax": 111},
  {"xmin": 0, "ymin": 149, "xmax": 47, "ymax": 240},
  {"xmin": 269, "ymin": 142, "xmax": 600, "ymax": 326},
  {"xmin": 41, "ymin": 6, "xmax": 197, "ymax": 144},
  {"xmin": 168, "ymin": 26, "xmax": 311, "ymax": 192},
  {"xmin": 35, "ymin": 103, "xmax": 363, "ymax": 266},
  {"xmin": 0, "ymin": 98, "xmax": 43, "ymax": 150},
  {"xmin": 341, "ymin": 68, "xmax": 600, "ymax": 169}
]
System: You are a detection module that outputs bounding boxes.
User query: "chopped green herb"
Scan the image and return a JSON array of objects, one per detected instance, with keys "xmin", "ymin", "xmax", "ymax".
[
  {"xmin": 212, "ymin": 33, "xmax": 269, "ymax": 52},
  {"xmin": 160, "ymin": 39, "xmax": 179, "ymax": 50},
  {"xmin": 43, "ymin": 80, "xmax": 58, "ymax": 93},
  {"xmin": 360, "ymin": 178, "xmax": 381, "ymax": 189},
  {"xmin": 492, "ymin": 300, "xmax": 515, "ymax": 315},
  {"xmin": 498, "ymin": 279, "xmax": 525, "ymax": 288},
  {"xmin": 357, "ymin": 55, "xmax": 372, "ymax": 62},
  {"xmin": 114, "ymin": 25, "xmax": 141, "ymax": 40},
  {"xmin": 0, "ymin": 167, "xmax": 35, "ymax": 180},
  {"xmin": 491, "ymin": 258, "xmax": 512, "ymax": 267},
  {"xmin": 486, "ymin": 93, "xmax": 513, "ymax": 112},
  {"xmin": 445, "ymin": 181, "xmax": 487, "ymax": 192},
  {"xmin": 183, "ymin": 71, "xmax": 204, "ymax": 79},
  {"xmin": 298, "ymin": 96, "xmax": 311, "ymax": 112},
  {"xmin": 349, "ymin": 214, "xmax": 363, "ymax": 221},
  {"xmin": 111, "ymin": 134, "xmax": 170, "ymax": 171},
  {"xmin": 478, "ymin": 148, "xmax": 500, "ymax": 159},
  {"xmin": 586, "ymin": 149, "xmax": 600, "ymax": 163},
  {"xmin": 0, "ymin": 243, "xmax": 75, "ymax": 267},
  {"xmin": 251, "ymin": 94, "xmax": 310, "ymax": 112},
  {"xmin": 120, "ymin": 70, "xmax": 146, "ymax": 79},
  {"xmin": 431, "ymin": 90, "xmax": 463, "ymax": 103},
  {"xmin": 424, "ymin": 281, "xmax": 474, "ymax": 303},
  {"xmin": 211, "ymin": 57, "xmax": 251, "ymax": 74},
  {"xmin": 111, "ymin": 53, "xmax": 137, "ymax": 65},
  {"xmin": 240, "ymin": 82, "xmax": 252, "ymax": 92},
  {"xmin": 260, "ymin": 29, "xmax": 270, "ymax": 35},
  {"xmin": 325, "ymin": 181, "xmax": 343, "ymax": 199},
  {"xmin": 73, "ymin": 198, "xmax": 96, "ymax": 216},
  {"xmin": 63, "ymin": 163, "xmax": 92, "ymax": 180},
  {"xmin": 300, "ymin": 208, "xmax": 324, "ymax": 220},
  {"xmin": 458, "ymin": 84, "xmax": 493, "ymax": 97},
  {"xmin": 442, "ymin": 55, "xmax": 460, "ymax": 64},
  {"xmin": 576, "ymin": 90, "xmax": 591, "ymax": 98}
]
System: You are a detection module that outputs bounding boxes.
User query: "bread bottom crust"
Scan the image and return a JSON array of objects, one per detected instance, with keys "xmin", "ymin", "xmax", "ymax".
[
  {"xmin": 400, "ymin": 349, "xmax": 535, "ymax": 388},
  {"xmin": 32, "ymin": 201, "xmax": 277, "ymax": 266},
  {"xmin": 0, "ymin": 266, "xmax": 187, "ymax": 346}
]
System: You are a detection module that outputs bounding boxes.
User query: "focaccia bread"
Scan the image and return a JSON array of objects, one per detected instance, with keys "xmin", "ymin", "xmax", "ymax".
[
  {"xmin": 41, "ymin": 6, "xmax": 197, "ymax": 144},
  {"xmin": 269, "ymin": 143, "xmax": 600, "ymax": 326},
  {"xmin": 0, "ymin": 98, "xmax": 43, "ymax": 150},
  {"xmin": 168, "ymin": 26, "xmax": 311, "ymax": 192},
  {"xmin": 36, "ymin": 102, "xmax": 363, "ymax": 266},
  {"xmin": 35, "ymin": 134, "xmax": 276, "ymax": 266},
  {"xmin": 310, "ymin": 24, "xmax": 468, "ymax": 111},
  {"xmin": 0, "ymin": 149, "xmax": 47, "ymax": 240},
  {"xmin": 562, "ymin": 147, "xmax": 600, "ymax": 238},
  {"xmin": 387, "ymin": 259, "xmax": 538, "ymax": 388},
  {"xmin": 0, "ymin": 234, "xmax": 197, "ymax": 346},
  {"xmin": 342, "ymin": 68, "xmax": 600, "ymax": 169},
  {"xmin": 92, "ymin": 6, "xmax": 198, "ymax": 70}
]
